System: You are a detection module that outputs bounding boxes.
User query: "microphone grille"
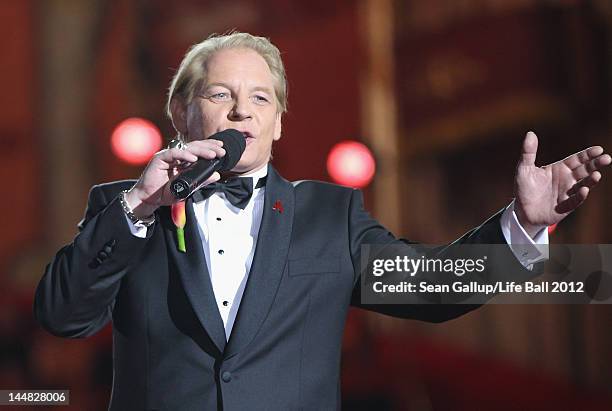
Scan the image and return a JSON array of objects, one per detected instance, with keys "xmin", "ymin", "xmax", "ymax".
[{"xmin": 213, "ymin": 129, "xmax": 246, "ymax": 171}]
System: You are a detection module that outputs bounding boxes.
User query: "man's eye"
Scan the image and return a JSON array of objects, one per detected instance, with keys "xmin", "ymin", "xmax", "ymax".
[
  {"xmin": 253, "ymin": 95, "xmax": 269, "ymax": 103},
  {"xmin": 210, "ymin": 92, "xmax": 230, "ymax": 100}
]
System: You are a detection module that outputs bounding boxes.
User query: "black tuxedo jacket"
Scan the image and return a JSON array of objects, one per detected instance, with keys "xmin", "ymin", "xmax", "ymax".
[{"xmin": 34, "ymin": 164, "xmax": 532, "ymax": 410}]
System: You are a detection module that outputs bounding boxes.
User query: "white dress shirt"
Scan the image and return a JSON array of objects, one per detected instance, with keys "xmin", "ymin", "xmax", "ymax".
[
  {"xmin": 193, "ymin": 165, "xmax": 267, "ymax": 339},
  {"xmin": 126, "ymin": 169, "xmax": 548, "ymax": 339},
  {"xmin": 500, "ymin": 200, "xmax": 549, "ymax": 269}
]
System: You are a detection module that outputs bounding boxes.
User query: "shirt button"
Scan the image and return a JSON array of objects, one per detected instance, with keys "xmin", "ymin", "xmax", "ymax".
[
  {"xmin": 218, "ymin": 249, "xmax": 224, "ymax": 255},
  {"xmin": 216, "ymin": 217, "xmax": 222, "ymax": 221},
  {"xmin": 222, "ymin": 300, "xmax": 229, "ymax": 306},
  {"xmin": 222, "ymin": 371, "xmax": 232, "ymax": 382}
]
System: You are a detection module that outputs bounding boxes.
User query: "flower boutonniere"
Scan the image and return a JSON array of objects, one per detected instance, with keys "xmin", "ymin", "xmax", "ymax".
[{"xmin": 171, "ymin": 201, "xmax": 187, "ymax": 252}]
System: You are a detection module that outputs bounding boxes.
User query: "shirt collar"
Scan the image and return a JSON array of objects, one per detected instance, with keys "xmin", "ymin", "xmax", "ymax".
[{"xmin": 240, "ymin": 163, "xmax": 268, "ymax": 185}]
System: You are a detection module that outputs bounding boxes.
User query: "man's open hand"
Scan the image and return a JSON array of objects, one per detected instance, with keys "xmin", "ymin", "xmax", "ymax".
[{"xmin": 513, "ymin": 131, "xmax": 611, "ymax": 237}]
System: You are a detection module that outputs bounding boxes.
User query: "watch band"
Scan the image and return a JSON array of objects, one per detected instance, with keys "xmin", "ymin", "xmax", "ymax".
[{"xmin": 119, "ymin": 190, "xmax": 156, "ymax": 227}]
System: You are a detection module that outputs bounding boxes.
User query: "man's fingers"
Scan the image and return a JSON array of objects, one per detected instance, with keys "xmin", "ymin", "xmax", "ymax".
[
  {"xmin": 563, "ymin": 146, "xmax": 605, "ymax": 169},
  {"xmin": 156, "ymin": 148, "xmax": 198, "ymax": 165},
  {"xmin": 599, "ymin": 153, "xmax": 612, "ymax": 167},
  {"xmin": 152, "ymin": 139, "xmax": 227, "ymax": 177},
  {"xmin": 571, "ymin": 153, "xmax": 612, "ymax": 180},
  {"xmin": 207, "ymin": 138, "xmax": 224, "ymax": 147},
  {"xmin": 556, "ymin": 186, "xmax": 589, "ymax": 214},
  {"xmin": 567, "ymin": 171, "xmax": 601, "ymax": 196},
  {"xmin": 518, "ymin": 131, "xmax": 538, "ymax": 167},
  {"xmin": 582, "ymin": 171, "xmax": 601, "ymax": 188},
  {"xmin": 185, "ymin": 140, "xmax": 226, "ymax": 159},
  {"xmin": 201, "ymin": 171, "xmax": 221, "ymax": 186}
]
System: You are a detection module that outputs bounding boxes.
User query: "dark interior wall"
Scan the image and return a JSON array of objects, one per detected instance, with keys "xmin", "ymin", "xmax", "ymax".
[
  {"xmin": 271, "ymin": 6, "xmax": 363, "ymax": 181},
  {"xmin": 0, "ymin": 1, "xmax": 39, "ymax": 269}
]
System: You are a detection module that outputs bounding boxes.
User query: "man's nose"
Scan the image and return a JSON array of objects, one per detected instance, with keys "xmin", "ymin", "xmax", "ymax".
[{"xmin": 229, "ymin": 96, "xmax": 252, "ymax": 120}]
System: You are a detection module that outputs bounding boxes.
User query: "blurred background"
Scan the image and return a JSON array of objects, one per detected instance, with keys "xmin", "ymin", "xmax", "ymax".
[{"xmin": 1, "ymin": 0, "xmax": 612, "ymax": 410}]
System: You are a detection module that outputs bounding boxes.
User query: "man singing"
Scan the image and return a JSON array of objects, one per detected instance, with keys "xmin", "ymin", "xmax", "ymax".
[{"xmin": 34, "ymin": 32, "xmax": 610, "ymax": 410}]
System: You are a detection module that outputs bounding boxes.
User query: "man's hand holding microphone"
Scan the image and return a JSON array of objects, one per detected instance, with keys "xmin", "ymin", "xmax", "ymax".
[{"xmin": 123, "ymin": 129, "xmax": 246, "ymax": 220}]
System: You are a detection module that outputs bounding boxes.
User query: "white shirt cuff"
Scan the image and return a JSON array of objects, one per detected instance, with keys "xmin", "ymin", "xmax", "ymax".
[
  {"xmin": 124, "ymin": 213, "xmax": 149, "ymax": 238},
  {"xmin": 500, "ymin": 200, "xmax": 549, "ymax": 269}
]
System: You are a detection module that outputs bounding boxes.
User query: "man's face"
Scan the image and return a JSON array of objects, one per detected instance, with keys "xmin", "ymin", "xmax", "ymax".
[{"xmin": 180, "ymin": 48, "xmax": 282, "ymax": 174}]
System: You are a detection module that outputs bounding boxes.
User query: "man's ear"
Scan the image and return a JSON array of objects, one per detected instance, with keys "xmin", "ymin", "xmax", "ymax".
[
  {"xmin": 273, "ymin": 112, "xmax": 282, "ymax": 141},
  {"xmin": 169, "ymin": 97, "xmax": 188, "ymax": 135}
]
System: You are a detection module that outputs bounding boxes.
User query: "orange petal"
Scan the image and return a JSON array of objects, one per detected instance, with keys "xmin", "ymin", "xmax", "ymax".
[{"xmin": 171, "ymin": 201, "xmax": 186, "ymax": 228}]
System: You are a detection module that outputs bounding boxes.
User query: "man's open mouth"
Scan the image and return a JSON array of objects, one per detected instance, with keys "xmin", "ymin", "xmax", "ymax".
[{"xmin": 241, "ymin": 131, "xmax": 255, "ymax": 144}]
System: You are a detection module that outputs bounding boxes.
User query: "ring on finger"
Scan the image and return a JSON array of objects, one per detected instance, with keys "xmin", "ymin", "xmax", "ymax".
[{"xmin": 167, "ymin": 139, "xmax": 187, "ymax": 150}]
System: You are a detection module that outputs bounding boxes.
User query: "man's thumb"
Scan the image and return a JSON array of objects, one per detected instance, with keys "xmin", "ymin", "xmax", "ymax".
[{"xmin": 519, "ymin": 131, "xmax": 538, "ymax": 167}]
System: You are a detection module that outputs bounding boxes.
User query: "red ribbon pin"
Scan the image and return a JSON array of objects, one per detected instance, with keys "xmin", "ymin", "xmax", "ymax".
[{"xmin": 272, "ymin": 200, "xmax": 284, "ymax": 213}]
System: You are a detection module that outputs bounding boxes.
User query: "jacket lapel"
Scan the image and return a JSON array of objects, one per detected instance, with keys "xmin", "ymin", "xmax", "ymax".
[
  {"xmin": 163, "ymin": 198, "xmax": 227, "ymax": 356},
  {"xmin": 224, "ymin": 164, "xmax": 295, "ymax": 358}
]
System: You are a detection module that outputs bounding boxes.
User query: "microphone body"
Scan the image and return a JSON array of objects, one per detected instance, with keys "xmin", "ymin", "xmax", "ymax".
[
  {"xmin": 170, "ymin": 129, "xmax": 246, "ymax": 200},
  {"xmin": 170, "ymin": 157, "xmax": 223, "ymax": 199}
]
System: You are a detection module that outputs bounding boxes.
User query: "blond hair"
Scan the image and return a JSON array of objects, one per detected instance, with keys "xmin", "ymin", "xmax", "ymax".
[{"xmin": 166, "ymin": 31, "xmax": 288, "ymax": 120}]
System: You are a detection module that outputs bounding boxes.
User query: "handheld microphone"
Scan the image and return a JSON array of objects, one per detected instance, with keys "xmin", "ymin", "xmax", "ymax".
[{"xmin": 170, "ymin": 129, "xmax": 246, "ymax": 200}]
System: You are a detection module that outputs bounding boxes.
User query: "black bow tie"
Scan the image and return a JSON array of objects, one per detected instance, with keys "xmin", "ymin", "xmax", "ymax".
[{"xmin": 191, "ymin": 176, "xmax": 267, "ymax": 209}]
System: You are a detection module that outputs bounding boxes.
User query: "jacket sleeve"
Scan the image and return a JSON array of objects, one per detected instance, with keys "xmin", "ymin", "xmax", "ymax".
[
  {"xmin": 33, "ymin": 184, "xmax": 153, "ymax": 338},
  {"xmin": 347, "ymin": 189, "xmax": 543, "ymax": 322}
]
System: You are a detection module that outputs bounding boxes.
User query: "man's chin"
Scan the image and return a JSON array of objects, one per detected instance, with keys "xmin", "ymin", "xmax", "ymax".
[{"xmin": 230, "ymin": 158, "xmax": 267, "ymax": 175}]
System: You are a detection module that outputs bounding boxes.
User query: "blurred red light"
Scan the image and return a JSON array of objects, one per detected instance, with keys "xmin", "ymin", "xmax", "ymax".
[
  {"xmin": 327, "ymin": 141, "xmax": 376, "ymax": 188},
  {"xmin": 111, "ymin": 118, "xmax": 162, "ymax": 165}
]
